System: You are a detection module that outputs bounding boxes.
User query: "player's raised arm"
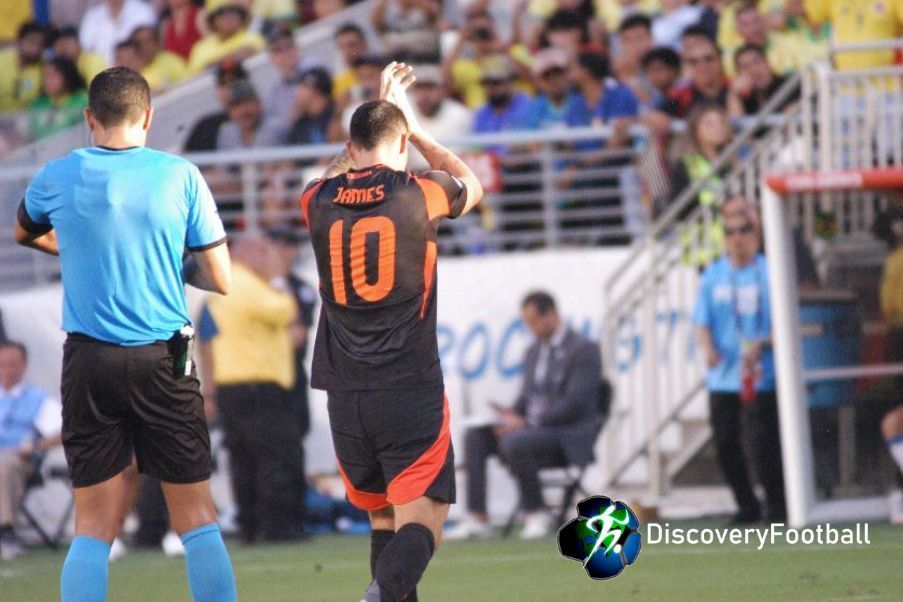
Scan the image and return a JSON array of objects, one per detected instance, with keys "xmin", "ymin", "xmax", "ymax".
[{"xmin": 382, "ymin": 62, "xmax": 484, "ymax": 215}]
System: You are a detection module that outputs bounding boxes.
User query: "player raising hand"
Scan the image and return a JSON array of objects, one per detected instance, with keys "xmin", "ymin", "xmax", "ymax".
[{"xmin": 300, "ymin": 63, "xmax": 483, "ymax": 601}]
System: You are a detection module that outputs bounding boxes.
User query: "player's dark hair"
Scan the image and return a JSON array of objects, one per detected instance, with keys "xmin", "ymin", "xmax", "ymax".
[
  {"xmin": 88, "ymin": 67, "xmax": 151, "ymax": 127},
  {"xmin": 577, "ymin": 52, "xmax": 610, "ymax": 81},
  {"xmin": 735, "ymin": 0, "xmax": 761, "ymax": 19},
  {"xmin": 45, "ymin": 57, "xmax": 87, "ymax": 95},
  {"xmin": 618, "ymin": 14, "xmax": 652, "ymax": 34},
  {"xmin": 18, "ymin": 21, "xmax": 45, "ymax": 41},
  {"xmin": 681, "ymin": 25, "xmax": 720, "ymax": 54},
  {"xmin": 131, "ymin": 25, "xmax": 159, "ymax": 42},
  {"xmin": 349, "ymin": 100, "xmax": 409, "ymax": 150},
  {"xmin": 521, "ymin": 291, "xmax": 557, "ymax": 316},
  {"xmin": 0, "ymin": 340, "xmax": 28, "ymax": 362},
  {"xmin": 545, "ymin": 9, "xmax": 584, "ymax": 33},
  {"xmin": 642, "ymin": 46, "xmax": 681, "ymax": 71},
  {"xmin": 335, "ymin": 22, "xmax": 365, "ymax": 39},
  {"xmin": 734, "ymin": 43, "xmax": 766, "ymax": 67},
  {"xmin": 54, "ymin": 25, "xmax": 80, "ymax": 42}
]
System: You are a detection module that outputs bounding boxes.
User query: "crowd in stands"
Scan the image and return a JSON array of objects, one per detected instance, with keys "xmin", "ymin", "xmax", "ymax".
[{"xmin": 1, "ymin": 0, "xmax": 902, "ymax": 231}]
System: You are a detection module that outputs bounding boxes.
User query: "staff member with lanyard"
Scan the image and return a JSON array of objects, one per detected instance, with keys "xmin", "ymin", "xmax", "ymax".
[
  {"xmin": 13, "ymin": 67, "xmax": 236, "ymax": 602},
  {"xmin": 693, "ymin": 197, "xmax": 786, "ymax": 525}
]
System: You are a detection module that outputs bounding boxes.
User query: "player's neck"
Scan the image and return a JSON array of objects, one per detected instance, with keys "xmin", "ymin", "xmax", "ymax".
[
  {"xmin": 92, "ymin": 128, "xmax": 147, "ymax": 150},
  {"xmin": 352, "ymin": 150, "xmax": 401, "ymax": 172}
]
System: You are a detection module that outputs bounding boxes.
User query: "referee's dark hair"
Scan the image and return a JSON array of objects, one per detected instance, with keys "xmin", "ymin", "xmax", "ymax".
[
  {"xmin": 521, "ymin": 291, "xmax": 557, "ymax": 316},
  {"xmin": 349, "ymin": 100, "xmax": 409, "ymax": 150},
  {"xmin": 88, "ymin": 67, "xmax": 151, "ymax": 127},
  {"xmin": 0, "ymin": 340, "xmax": 28, "ymax": 362}
]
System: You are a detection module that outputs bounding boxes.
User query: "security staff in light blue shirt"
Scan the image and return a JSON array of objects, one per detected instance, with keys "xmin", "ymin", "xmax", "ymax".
[
  {"xmin": 693, "ymin": 198, "xmax": 785, "ymax": 525},
  {"xmin": 13, "ymin": 67, "xmax": 236, "ymax": 602}
]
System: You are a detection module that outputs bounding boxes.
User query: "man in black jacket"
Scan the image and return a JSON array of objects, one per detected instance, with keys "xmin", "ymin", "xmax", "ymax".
[{"xmin": 447, "ymin": 291, "xmax": 604, "ymax": 540}]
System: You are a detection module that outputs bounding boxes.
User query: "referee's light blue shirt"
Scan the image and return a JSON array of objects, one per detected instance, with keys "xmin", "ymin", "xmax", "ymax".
[{"xmin": 22, "ymin": 146, "xmax": 226, "ymax": 346}]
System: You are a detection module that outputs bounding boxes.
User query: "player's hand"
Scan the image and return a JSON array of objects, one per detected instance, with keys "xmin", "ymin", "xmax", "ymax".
[
  {"xmin": 493, "ymin": 408, "xmax": 526, "ymax": 437},
  {"xmin": 379, "ymin": 62, "xmax": 423, "ymax": 136}
]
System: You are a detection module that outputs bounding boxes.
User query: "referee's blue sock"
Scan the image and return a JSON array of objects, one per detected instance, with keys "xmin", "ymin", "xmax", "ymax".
[
  {"xmin": 61, "ymin": 535, "xmax": 110, "ymax": 602},
  {"xmin": 180, "ymin": 523, "xmax": 237, "ymax": 602}
]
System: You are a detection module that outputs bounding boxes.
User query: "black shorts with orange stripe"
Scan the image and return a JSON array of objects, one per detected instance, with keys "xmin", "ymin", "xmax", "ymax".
[{"xmin": 327, "ymin": 384, "xmax": 455, "ymax": 511}]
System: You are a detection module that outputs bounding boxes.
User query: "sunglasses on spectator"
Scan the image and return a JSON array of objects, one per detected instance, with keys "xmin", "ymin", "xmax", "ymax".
[
  {"xmin": 686, "ymin": 54, "xmax": 718, "ymax": 66},
  {"xmin": 724, "ymin": 223, "xmax": 754, "ymax": 237},
  {"xmin": 269, "ymin": 42, "xmax": 295, "ymax": 53}
]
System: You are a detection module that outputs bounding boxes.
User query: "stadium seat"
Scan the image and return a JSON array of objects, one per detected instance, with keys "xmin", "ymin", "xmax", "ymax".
[
  {"xmin": 19, "ymin": 461, "xmax": 74, "ymax": 550},
  {"xmin": 502, "ymin": 378, "xmax": 612, "ymax": 537}
]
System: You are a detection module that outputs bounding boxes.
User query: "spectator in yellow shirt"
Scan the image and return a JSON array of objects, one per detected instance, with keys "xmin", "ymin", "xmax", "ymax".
[
  {"xmin": 132, "ymin": 26, "xmax": 189, "ymax": 92},
  {"xmin": 730, "ymin": 2, "xmax": 786, "ymax": 74},
  {"xmin": 188, "ymin": 4, "xmax": 265, "ymax": 74},
  {"xmin": 0, "ymin": 22, "xmax": 47, "ymax": 114},
  {"xmin": 805, "ymin": 0, "xmax": 903, "ymax": 69},
  {"xmin": 0, "ymin": 0, "xmax": 33, "ymax": 45},
  {"xmin": 768, "ymin": 0, "xmax": 830, "ymax": 71},
  {"xmin": 444, "ymin": 8, "xmax": 533, "ymax": 109},
  {"xmin": 206, "ymin": 236, "xmax": 304, "ymax": 543},
  {"xmin": 52, "ymin": 26, "xmax": 108, "ymax": 87},
  {"xmin": 717, "ymin": 0, "xmax": 786, "ymax": 56},
  {"xmin": 332, "ymin": 22, "xmax": 369, "ymax": 104}
]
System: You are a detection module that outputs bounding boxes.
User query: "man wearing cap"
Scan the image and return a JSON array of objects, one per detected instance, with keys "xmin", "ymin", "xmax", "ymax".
[
  {"xmin": 286, "ymin": 68, "xmax": 335, "ymax": 148},
  {"xmin": 263, "ymin": 28, "xmax": 322, "ymax": 129},
  {"xmin": 217, "ymin": 80, "xmax": 285, "ymax": 150},
  {"xmin": 184, "ymin": 61, "xmax": 249, "ymax": 152},
  {"xmin": 524, "ymin": 48, "xmax": 576, "ymax": 131},
  {"xmin": 188, "ymin": 3, "xmax": 265, "ymax": 74},
  {"xmin": 471, "ymin": 56, "xmax": 533, "ymax": 143},
  {"xmin": 79, "ymin": 0, "xmax": 157, "ymax": 65}
]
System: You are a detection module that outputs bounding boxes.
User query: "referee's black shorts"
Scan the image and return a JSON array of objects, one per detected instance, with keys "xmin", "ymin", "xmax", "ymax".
[
  {"xmin": 61, "ymin": 333, "xmax": 211, "ymax": 488},
  {"xmin": 327, "ymin": 384, "xmax": 455, "ymax": 511}
]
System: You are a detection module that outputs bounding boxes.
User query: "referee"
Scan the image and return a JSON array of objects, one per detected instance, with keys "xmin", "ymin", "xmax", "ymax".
[{"xmin": 13, "ymin": 68, "xmax": 236, "ymax": 602}]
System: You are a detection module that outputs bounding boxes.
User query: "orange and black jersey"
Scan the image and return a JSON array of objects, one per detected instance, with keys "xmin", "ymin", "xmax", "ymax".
[{"xmin": 301, "ymin": 165, "xmax": 467, "ymax": 391}]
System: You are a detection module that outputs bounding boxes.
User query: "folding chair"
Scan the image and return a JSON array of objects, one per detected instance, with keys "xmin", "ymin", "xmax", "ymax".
[
  {"xmin": 20, "ymin": 460, "xmax": 74, "ymax": 550},
  {"xmin": 502, "ymin": 378, "xmax": 613, "ymax": 537}
]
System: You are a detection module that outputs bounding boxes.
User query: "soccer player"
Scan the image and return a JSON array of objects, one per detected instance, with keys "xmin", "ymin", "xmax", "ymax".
[
  {"xmin": 301, "ymin": 62, "xmax": 483, "ymax": 602},
  {"xmin": 13, "ymin": 67, "xmax": 236, "ymax": 602}
]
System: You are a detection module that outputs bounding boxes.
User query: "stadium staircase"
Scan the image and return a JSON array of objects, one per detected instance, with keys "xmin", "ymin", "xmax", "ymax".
[{"xmin": 595, "ymin": 58, "xmax": 902, "ymax": 504}]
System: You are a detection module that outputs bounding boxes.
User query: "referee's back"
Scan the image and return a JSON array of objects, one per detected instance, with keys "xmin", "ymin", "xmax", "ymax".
[{"xmin": 21, "ymin": 146, "xmax": 224, "ymax": 345}]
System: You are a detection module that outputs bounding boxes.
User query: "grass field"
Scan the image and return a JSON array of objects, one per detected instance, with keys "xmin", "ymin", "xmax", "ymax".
[{"xmin": 2, "ymin": 521, "xmax": 901, "ymax": 601}]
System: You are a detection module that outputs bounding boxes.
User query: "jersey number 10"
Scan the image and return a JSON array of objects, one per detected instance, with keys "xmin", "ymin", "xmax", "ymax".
[{"xmin": 328, "ymin": 216, "xmax": 396, "ymax": 305}]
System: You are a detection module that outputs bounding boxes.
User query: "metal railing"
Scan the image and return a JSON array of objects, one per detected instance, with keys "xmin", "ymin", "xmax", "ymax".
[
  {"xmin": 0, "ymin": 125, "xmax": 662, "ymax": 291},
  {"xmin": 596, "ymin": 54, "xmax": 903, "ymax": 499}
]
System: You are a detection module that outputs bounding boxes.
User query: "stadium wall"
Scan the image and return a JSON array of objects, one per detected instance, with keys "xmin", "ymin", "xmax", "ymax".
[{"xmin": 3, "ymin": 248, "xmax": 702, "ymax": 506}]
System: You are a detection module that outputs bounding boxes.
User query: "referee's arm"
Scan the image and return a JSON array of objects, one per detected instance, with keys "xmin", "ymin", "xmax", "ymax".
[
  {"xmin": 14, "ymin": 202, "xmax": 58, "ymax": 256},
  {"xmin": 183, "ymin": 242, "xmax": 232, "ymax": 295}
]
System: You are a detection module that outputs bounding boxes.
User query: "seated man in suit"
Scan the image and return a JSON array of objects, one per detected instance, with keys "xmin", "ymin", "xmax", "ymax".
[
  {"xmin": 446, "ymin": 291, "xmax": 604, "ymax": 540},
  {"xmin": 0, "ymin": 341, "xmax": 62, "ymax": 560}
]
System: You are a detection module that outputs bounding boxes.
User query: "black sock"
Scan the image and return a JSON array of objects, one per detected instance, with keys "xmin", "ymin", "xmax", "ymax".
[
  {"xmin": 370, "ymin": 529, "xmax": 395, "ymax": 579},
  {"xmin": 375, "ymin": 523, "xmax": 435, "ymax": 602}
]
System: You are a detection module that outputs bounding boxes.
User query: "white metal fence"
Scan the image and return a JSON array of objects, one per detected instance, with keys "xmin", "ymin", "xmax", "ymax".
[{"xmin": 0, "ymin": 125, "xmax": 664, "ymax": 291}]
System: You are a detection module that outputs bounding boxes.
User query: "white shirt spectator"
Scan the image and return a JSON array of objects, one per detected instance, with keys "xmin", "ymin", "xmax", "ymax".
[
  {"xmin": 652, "ymin": 5, "xmax": 704, "ymax": 50},
  {"xmin": 79, "ymin": 0, "xmax": 158, "ymax": 65},
  {"xmin": 408, "ymin": 99, "xmax": 473, "ymax": 170}
]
